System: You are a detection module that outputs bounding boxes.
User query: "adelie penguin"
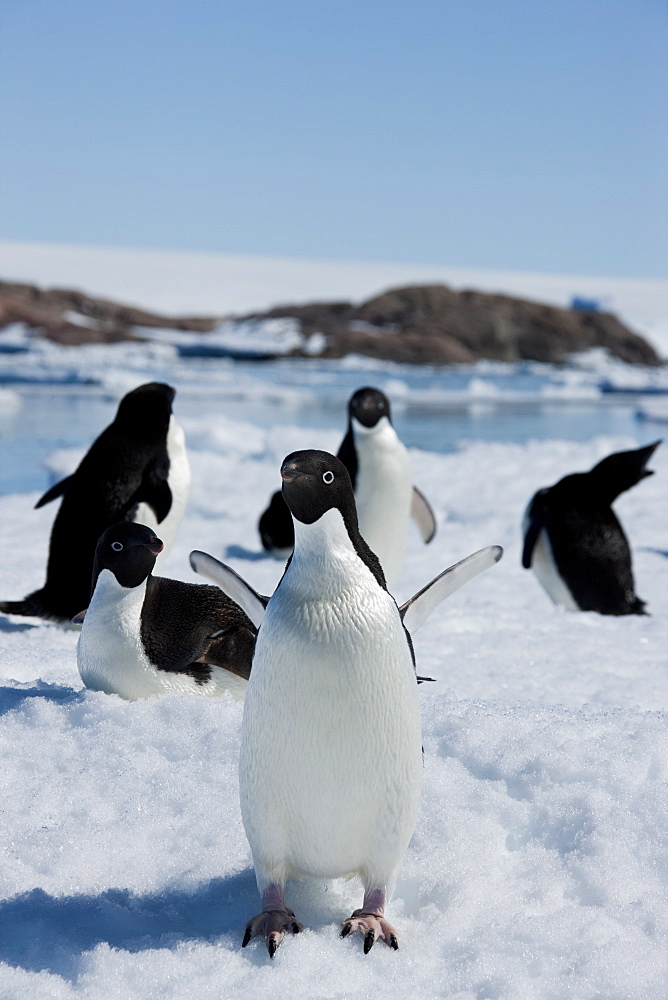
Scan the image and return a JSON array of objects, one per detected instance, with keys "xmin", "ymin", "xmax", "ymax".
[
  {"xmin": 522, "ymin": 441, "xmax": 661, "ymax": 615},
  {"xmin": 0, "ymin": 382, "xmax": 190, "ymax": 624},
  {"xmin": 191, "ymin": 449, "xmax": 502, "ymax": 956},
  {"xmin": 258, "ymin": 386, "xmax": 436, "ymax": 585},
  {"xmin": 75, "ymin": 522, "xmax": 255, "ymax": 700}
]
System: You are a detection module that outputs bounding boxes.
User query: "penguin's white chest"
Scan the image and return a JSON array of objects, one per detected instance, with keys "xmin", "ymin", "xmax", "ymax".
[
  {"xmin": 134, "ymin": 417, "xmax": 190, "ymax": 564},
  {"xmin": 352, "ymin": 417, "xmax": 413, "ymax": 585},
  {"xmin": 77, "ymin": 572, "xmax": 160, "ymax": 699},
  {"xmin": 530, "ymin": 528, "xmax": 579, "ymax": 611},
  {"xmin": 239, "ymin": 510, "xmax": 422, "ymax": 884}
]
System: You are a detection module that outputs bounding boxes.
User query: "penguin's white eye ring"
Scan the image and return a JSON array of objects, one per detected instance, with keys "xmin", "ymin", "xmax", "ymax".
[
  {"xmin": 111, "ymin": 541, "xmax": 124, "ymax": 552},
  {"xmin": 322, "ymin": 471, "xmax": 334, "ymax": 484}
]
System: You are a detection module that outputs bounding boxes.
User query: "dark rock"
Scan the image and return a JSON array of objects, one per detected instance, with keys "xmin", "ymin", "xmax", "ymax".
[
  {"xmin": 242, "ymin": 284, "xmax": 661, "ymax": 366},
  {"xmin": 0, "ymin": 278, "xmax": 661, "ymax": 367},
  {"xmin": 0, "ymin": 280, "xmax": 218, "ymax": 346},
  {"xmin": 351, "ymin": 285, "xmax": 660, "ymax": 366}
]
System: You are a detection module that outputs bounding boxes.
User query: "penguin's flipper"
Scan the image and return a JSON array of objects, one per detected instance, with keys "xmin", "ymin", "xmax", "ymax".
[
  {"xmin": 258, "ymin": 490, "xmax": 294, "ymax": 557},
  {"xmin": 411, "ymin": 487, "xmax": 437, "ymax": 543},
  {"xmin": 521, "ymin": 489, "xmax": 548, "ymax": 569},
  {"xmin": 137, "ymin": 474, "xmax": 173, "ymax": 523},
  {"xmin": 200, "ymin": 624, "xmax": 256, "ymax": 681},
  {"xmin": 336, "ymin": 426, "xmax": 358, "ymax": 489},
  {"xmin": 34, "ymin": 474, "xmax": 75, "ymax": 508},
  {"xmin": 71, "ymin": 609, "xmax": 86, "ymax": 625},
  {"xmin": 400, "ymin": 545, "xmax": 503, "ymax": 634},
  {"xmin": 190, "ymin": 550, "xmax": 268, "ymax": 628}
]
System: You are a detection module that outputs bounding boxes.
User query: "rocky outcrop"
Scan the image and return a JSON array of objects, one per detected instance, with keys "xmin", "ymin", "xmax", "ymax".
[
  {"xmin": 252, "ymin": 285, "xmax": 661, "ymax": 366},
  {"xmin": 0, "ymin": 280, "xmax": 217, "ymax": 346},
  {"xmin": 0, "ymin": 278, "xmax": 661, "ymax": 366}
]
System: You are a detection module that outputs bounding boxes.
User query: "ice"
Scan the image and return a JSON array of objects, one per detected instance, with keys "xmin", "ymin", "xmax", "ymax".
[
  {"xmin": 0, "ymin": 387, "xmax": 21, "ymax": 411},
  {"xmin": 140, "ymin": 317, "xmax": 305, "ymax": 358},
  {"xmin": 637, "ymin": 399, "xmax": 668, "ymax": 425},
  {"xmin": 1, "ymin": 395, "xmax": 667, "ymax": 997}
]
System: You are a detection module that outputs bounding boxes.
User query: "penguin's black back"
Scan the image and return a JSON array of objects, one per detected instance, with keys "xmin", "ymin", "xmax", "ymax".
[
  {"xmin": 258, "ymin": 491, "xmax": 294, "ymax": 554},
  {"xmin": 140, "ymin": 576, "xmax": 256, "ymax": 682},
  {"xmin": 543, "ymin": 501, "xmax": 643, "ymax": 615},
  {"xmin": 2, "ymin": 383, "xmax": 175, "ymax": 622},
  {"xmin": 523, "ymin": 442, "xmax": 661, "ymax": 616}
]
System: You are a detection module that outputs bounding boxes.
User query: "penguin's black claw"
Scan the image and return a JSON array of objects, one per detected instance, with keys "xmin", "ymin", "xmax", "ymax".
[
  {"xmin": 341, "ymin": 911, "xmax": 400, "ymax": 953},
  {"xmin": 241, "ymin": 907, "xmax": 303, "ymax": 955}
]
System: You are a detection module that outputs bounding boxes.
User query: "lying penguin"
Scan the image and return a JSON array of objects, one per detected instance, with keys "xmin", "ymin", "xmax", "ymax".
[
  {"xmin": 75, "ymin": 522, "xmax": 255, "ymax": 700},
  {"xmin": 1, "ymin": 382, "xmax": 190, "ymax": 625},
  {"xmin": 192, "ymin": 449, "xmax": 502, "ymax": 956},
  {"xmin": 258, "ymin": 386, "xmax": 436, "ymax": 585},
  {"xmin": 522, "ymin": 440, "xmax": 661, "ymax": 615}
]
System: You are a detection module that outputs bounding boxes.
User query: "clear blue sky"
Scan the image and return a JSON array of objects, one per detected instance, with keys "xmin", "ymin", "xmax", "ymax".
[{"xmin": 0, "ymin": 0, "xmax": 666, "ymax": 277}]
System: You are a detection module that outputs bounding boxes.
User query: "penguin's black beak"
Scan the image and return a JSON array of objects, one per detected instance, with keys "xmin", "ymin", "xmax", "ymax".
[
  {"xmin": 146, "ymin": 537, "xmax": 164, "ymax": 555},
  {"xmin": 281, "ymin": 461, "xmax": 305, "ymax": 483}
]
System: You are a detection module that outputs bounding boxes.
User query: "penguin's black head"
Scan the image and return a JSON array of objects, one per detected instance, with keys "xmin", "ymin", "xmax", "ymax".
[
  {"xmin": 588, "ymin": 440, "xmax": 662, "ymax": 503},
  {"xmin": 92, "ymin": 522, "xmax": 164, "ymax": 591},
  {"xmin": 114, "ymin": 383, "xmax": 176, "ymax": 436},
  {"xmin": 348, "ymin": 386, "xmax": 391, "ymax": 429},
  {"xmin": 281, "ymin": 450, "xmax": 356, "ymax": 525}
]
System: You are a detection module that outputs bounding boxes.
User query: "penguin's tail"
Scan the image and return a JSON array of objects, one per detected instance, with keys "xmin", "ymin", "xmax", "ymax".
[
  {"xmin": 0, "ymin": 594, "xmax": 44, "ymax": 618},
  {"xmin": 1, "ymin": 591, "xmax": 81, "ymax": 626},
  {"xmin": 0, "ymin": 593, "xmax": 49, "ymax": 619}
]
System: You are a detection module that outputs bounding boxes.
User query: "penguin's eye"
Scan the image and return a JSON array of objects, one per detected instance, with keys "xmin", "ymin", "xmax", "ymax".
[
  {"xmin": 322, "ymin": 471, "xmax": 334, "ymax": 484},
  {"xmin": 111, "ymin": 542, "xmax": 124, "ymax": 552},
  {"xmin": 377, "ymin": 400, "xmax": 384, "ymax": 409}
]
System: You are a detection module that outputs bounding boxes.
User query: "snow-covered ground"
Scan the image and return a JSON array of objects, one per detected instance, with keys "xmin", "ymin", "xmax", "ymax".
[
  {"xmin": 1, "ymin": 390, "xmax": 667, "ymax": 997},
  {"xmin": 1, "ymin": 244, "xmax": 667, "ymax": 996},
  {"xmin": 1, "ymin": 240, "xmax": 667, "ymax": 358}
]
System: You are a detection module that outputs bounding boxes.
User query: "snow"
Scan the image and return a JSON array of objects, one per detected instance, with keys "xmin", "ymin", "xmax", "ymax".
[
  {"xmin": 2, "ymin": 240, "xmax": 667, "ymax": 358},
  {"xmin": 1, "ymin": 243, "xmax": 667, "ymax": 996},
  {"xmin": 1, "ymin": 384, "xmax": 667, "ymax": 997}
]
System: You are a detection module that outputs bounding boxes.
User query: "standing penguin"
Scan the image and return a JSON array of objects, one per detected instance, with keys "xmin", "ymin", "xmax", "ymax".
[
  {"xmin": 0, "ymin": 382, "xmax": 190, "ymax": 624},
  {"xmin": 197, "ymin": 450, "xmax": 501, "ymax": 956},
  {"xmin": 258, "ymin": 386, "xmax": 436, "ymax": 585},
  {"xmin": 522, "ymin": 441, "xmax": 661, "ymax": 615},
  {"xmin": 76, "ymin": 522, "xmax": 255, "ymax": 700}
]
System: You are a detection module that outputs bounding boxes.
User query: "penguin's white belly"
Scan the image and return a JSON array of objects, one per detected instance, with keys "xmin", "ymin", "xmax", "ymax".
[
  {"xmin": 531, "ymin": 529, "xmax": 579, "ymax": 611},
  {"xmin": 240, "ymin": 566, "xmax": 422, "ymax": 883},
  {"xmin": 353, "ymin": 422, "xmax": 413, "ymax": 586},
  {"xmin": 77, "ymin": 571, "xmax": 246, "ymax": 700},
  {"xmin": 134, "ymin": 418, "xmax": 190, "ymax": 566}
]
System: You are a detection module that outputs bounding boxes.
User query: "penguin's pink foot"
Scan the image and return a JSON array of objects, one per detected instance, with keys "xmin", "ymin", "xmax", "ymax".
[
  {"xmin": 242, "ymin": 907, "xmax": 303, "ymax": 958},
  {"xmin": 340, "ymin": 909, "xmax": 399, "ymax": 954}
]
